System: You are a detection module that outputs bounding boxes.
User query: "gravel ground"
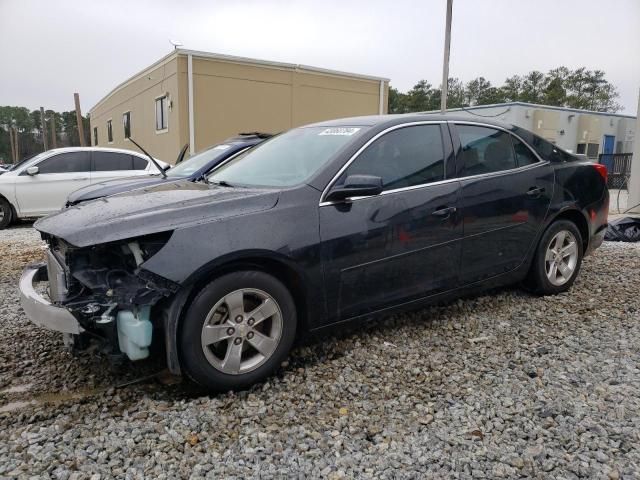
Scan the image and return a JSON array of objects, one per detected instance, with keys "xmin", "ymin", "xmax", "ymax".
[{"xmin": 1, "ymin": 223, "xmax": 639, "ymax": 479}]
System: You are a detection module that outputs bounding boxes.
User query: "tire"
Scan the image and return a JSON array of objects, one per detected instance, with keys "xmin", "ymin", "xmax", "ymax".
[
  {"xmin": 0, "ymin": 198, "xmax": 13, "ymax": 229},
  {"xmin": 179, "ymin": 270, "xmax": 297, "ymax": 391},
  {"xmin": 526, "ymin": 220, "xmax": 584, "ymax": 295}
]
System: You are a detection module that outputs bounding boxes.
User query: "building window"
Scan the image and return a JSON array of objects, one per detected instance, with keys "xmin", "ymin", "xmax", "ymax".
[
  {"xmin": 107, "ymin": 120, "xmax": 113, "ymax": 143},
  {"xmin": 576, "ymin": 143, "xmax": 586, "ymax": 154},
  {"xmin": 123, "ymin": 111, "xmax": 131, "ymax": 139},
  {"xmin": 93, "ymin": 127, "xmax": 98, "ymax": 146},
  {"xmin": 586, "ymin": 143, "xmax": 599, "ymax": 159},
  {"xmin": 155, "ymin": 95, "xmax": 168, "ymax": 131}
]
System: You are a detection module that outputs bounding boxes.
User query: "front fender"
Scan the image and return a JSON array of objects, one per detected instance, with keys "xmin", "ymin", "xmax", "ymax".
[
  {"xmin": 158, "ymin": 249, "xmax": 316, "ymax": 375},
  {"xmin": 0, "ymin": 181, "xmax": 19, "ymax": 216}
]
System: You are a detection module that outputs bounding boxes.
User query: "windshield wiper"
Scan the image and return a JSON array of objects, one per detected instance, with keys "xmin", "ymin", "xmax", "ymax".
[
  {"xmin": 128, "ymin": 137, "xmax": 167, "ymax": 178},
  {"xmin": 208, "ymin": 179, "xmax": 235, "ymax": 187},
  {"xmin": 175, "ymin": 143, "xmax": 189, "ymax": 165}
]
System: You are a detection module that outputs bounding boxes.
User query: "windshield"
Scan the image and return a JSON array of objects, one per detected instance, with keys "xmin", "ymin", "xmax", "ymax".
[
  {"xmin": 8, "ymin": 152, "xmax": 48, "ymax": 171},
  {"xmin": 166, "ymin": 144, "xmax": 241, "ymax": 177},
  {"xmin": 208, "ymin": 126, "xmax": 364, "ymax": 187}
]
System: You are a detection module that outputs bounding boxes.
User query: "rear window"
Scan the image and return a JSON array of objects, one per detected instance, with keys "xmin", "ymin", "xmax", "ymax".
[{"xmin": 513, "ymin": 127, "xmax": 576, "ymax": 162}]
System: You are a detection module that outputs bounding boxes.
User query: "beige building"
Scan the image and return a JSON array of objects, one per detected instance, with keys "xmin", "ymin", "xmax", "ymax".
[{"xmin": 89, "ymin": 49, "xmax": 389, "ymax": 162}]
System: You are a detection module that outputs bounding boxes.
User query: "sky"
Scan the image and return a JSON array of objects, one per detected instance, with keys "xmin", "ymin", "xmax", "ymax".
[{"xmin": 1, "ymin": 0, "xmax": 639, "ymax": 114}]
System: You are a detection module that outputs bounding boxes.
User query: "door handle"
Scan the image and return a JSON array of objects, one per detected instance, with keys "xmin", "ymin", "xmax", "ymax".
[
  {"xmin": 75, "ymin": 177, "xmax": 89, "ymax": 181},
  {"xmin": 432, "ymin": 206, "xmax": 457, "ymax": 218},
  {"xmin": 526, "ymin": 186, "xmax": 545, "ymax": 197}
]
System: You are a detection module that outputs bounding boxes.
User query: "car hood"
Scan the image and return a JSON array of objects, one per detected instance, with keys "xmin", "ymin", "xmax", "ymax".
[
  {"xmin": 66, "ymin": 175, "xmax": 184, "ymax": 204},
  {"xmin": 36, "ymin": 181, "xmax": 280, "ymax": 247}
]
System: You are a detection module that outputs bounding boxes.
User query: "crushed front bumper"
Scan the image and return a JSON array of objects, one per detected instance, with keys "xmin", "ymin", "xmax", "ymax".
[{"xmin": 19, "ymin": 263, "xmax": 83, "ymax": 335}]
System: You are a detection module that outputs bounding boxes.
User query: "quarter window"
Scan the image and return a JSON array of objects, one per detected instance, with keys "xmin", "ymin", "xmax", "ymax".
[
  {"xmin": 123, "ymin": 112, "xmax": 131, "ymax": 139},
  {"xmin": 37, "ymin": 152, "xmax": 91, "ymax": 174},
  {"xmin": 132, "ymin": 156, "xmax": 148, "ymax": 170},
  {"xmin": 511, "ymin": 137, "xmax": 538, "ymax": 167},
  {"xmin": 155, "ymin": 96, "xmax": 168, "ymax": 131},
  {"xmin": 107, "ymin": 120, "xmax": 113, "ymax": 143},
  {"xmin": 456, "ymin": 125, "xmax": 516, "ymax": 176},
  {"xmin": 339, "ymin": 125, "xmax": 445, "ymax": 191}
]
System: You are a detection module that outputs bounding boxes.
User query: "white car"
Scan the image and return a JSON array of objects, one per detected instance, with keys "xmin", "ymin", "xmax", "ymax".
[{"xmin": 0, "ymin": 147, "xmax": 168, "ymax": 228}]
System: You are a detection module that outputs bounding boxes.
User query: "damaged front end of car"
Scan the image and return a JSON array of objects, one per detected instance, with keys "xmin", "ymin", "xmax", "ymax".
[{"xmin": 21, "ymin": 231, "xmax": 179, "ymax": 361}]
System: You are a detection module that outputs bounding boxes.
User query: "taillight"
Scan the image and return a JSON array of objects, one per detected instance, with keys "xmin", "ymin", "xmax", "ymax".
[{"xmin": 593, "ymin": 163, "xmax": 608, "ymax": 184}]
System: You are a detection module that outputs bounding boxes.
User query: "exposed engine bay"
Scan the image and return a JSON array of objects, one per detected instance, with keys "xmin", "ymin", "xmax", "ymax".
[{"xmin": 41, "ymin": 232, "xmax": 179, "ymax": 361}]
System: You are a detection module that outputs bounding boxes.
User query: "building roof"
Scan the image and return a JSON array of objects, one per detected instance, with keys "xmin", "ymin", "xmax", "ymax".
[
  {"xmin": 430, "ymin": 102, "xmax": 636, "ymax": 120},
  {"xmin": 89, "ymin": 49, "xmax": 390, "ymax": 115}
]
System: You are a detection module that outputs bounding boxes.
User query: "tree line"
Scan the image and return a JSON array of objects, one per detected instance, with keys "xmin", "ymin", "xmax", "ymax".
[
  {"xmin": 0, "ymin": 106, "xmax": 90, "ymax": 164},
  {"xmin": 389, "ymin": 67, "xmax": 622, "ymax": 114}
]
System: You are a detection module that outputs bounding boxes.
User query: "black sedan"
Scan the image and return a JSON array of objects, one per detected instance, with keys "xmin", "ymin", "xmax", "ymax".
[
  {"xmin": 21, "ymin": 114, "xmax": 608, "ymax": 391},
  {"xmin": 65, "ymin": 132, "xmax": 271, "ymax": 205}
]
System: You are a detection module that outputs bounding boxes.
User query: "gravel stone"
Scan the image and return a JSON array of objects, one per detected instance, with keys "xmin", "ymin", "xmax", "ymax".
[{"xmin": 1, "ymin": 223, "xmax": 639, "ymax": 478}]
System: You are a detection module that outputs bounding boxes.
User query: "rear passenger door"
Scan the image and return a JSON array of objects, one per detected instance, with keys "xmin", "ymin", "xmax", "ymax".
[
  {"xmin": 91, "ymin": 151, "xmax": 149, "ymax": 183},
  {"xmin": 452, "ymin": 123, "xmax": 554, "ymax": 284}
]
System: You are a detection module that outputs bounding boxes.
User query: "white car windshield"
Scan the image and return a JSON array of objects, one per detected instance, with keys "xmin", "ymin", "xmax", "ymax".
[
  {"xmin": 7, "ymin": 151, "xmax": 49, "ymax": 172},
  {"xmin": 208, "ymin": 126, "xmax": 365, "ymax": 187}
]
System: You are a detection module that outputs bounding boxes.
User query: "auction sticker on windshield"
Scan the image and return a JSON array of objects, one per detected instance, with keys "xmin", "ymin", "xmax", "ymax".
[{"xmin": 318, "ymin": 127, "xmax": 361, "ymax": 136}]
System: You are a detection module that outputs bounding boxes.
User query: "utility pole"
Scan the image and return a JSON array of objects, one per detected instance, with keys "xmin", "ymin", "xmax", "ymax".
[
  {"xmin": 8, "ymin": 129, "xmax": 16, "ymax": 163},
  {"xmin": 50, "ymin": 112, "xmax": 57, "ymax": 149},
  {"xmin": 74, "ymin": 93, "xmax": 86, "ymax": 146},
  {"xmin": 627, "ymin": 87, "xmax": 640, "ymax": 213},
  {"xmin": 10, "ymin": 127, "xmax": 19, "ymax": 162},
  {"xmin": 40, "ymin": 107, "xmax": 49, "ymax": 151},
  {"xmin": 440, "ymin": 0, "xmax": 453, "ymax": 113}
]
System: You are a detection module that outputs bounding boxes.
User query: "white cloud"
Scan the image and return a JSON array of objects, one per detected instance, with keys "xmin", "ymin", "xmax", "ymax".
[{"xmin": 0, "ymin": 0, "xmax": 638, "ymax": 112}]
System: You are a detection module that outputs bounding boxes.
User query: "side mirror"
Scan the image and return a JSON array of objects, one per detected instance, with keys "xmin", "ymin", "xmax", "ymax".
[
  {"xmin": 26, "ymin": 166, "xmax": 39, "ymax": 176},
  {"xmin": 325, "ymin": 174, "xmax": 383, "ymax": 202}
]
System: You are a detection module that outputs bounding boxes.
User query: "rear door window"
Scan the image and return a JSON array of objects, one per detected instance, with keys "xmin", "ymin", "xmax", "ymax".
[
  {"xmin": 456, "ymin": 125, "xmax": 516, "ymax": 176},
  {"xmin": 339, "ymin": 124, "xmax": 445, "ymax": 191},
  {"xmin": 37, "ymin": 152, "xmax": 91, "ymax": 173},
  {"xmin": 93, "ymin": 151, "xmax": 136, "ymax": 171}
]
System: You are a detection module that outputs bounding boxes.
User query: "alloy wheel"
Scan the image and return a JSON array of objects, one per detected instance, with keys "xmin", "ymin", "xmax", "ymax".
[
  {"xmin": 200, "ymin": 288, "xmax": 283, "ymax": 375},
  {"xmin": 545, "ymin": 230, "xmax": 579, "ymax": 286}
]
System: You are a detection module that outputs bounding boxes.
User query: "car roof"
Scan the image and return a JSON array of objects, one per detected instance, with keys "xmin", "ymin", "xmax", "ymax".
[
  {"xmin": 303, "ymin": 113, "xmax": 515, "ymax": 131},
  {"xmin": 42, "ymin": 146, "xmax": 152, "ymax": 157}
]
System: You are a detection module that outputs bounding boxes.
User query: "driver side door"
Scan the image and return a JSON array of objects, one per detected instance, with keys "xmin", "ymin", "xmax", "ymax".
[
  {"xmin": 14, "ymin": 151, "xmax": 91, "ymax": 216},
  {"xmin": 319, "ymin": 123, "xmax": 462, "ymax": 324}
]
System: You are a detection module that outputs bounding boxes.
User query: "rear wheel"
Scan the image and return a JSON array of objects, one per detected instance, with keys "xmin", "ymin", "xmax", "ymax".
[
  {"xmin": 526, "ymin": 220, "xmax": 583, "ymax": 295},
  {"xmin": 0, "ymin": 198, "xmax": 13, "ymax": 229},
  {"xmin": 179, "ymin": 271, "xmax": 296, "ymax": 391}
]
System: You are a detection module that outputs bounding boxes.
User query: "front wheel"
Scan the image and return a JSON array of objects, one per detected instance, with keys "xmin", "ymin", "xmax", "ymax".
[
  {"xmin": 0, "ymin": 198, "xmax": 13, "ymax": 229},
  {"xmin": 526, "ymin": 220, "xmax": 583, "ymax": 295},
  {"xmin": 179, "ymin": 271, "xmax": 297, "ymax": 391}
]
